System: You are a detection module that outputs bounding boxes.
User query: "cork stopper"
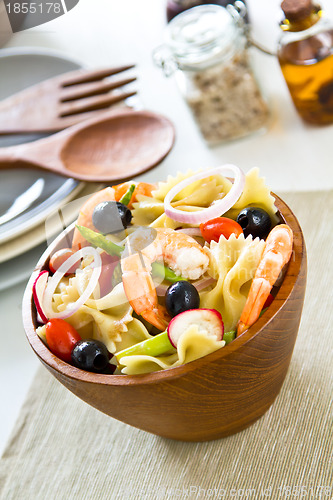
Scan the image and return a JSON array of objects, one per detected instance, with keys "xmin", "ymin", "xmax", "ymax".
[{"xmin": 281, "ymin": 0, "xmax": 314, "ymax": 22}]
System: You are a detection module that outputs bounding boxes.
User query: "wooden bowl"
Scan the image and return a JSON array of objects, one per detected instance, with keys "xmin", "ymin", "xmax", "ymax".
[{"xmin": 23, "ymin": 194, "xmax": 307, "ymax": 442}]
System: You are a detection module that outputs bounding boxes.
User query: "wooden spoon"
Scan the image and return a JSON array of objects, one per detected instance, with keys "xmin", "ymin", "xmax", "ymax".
[{"xmin": 0, "ymin": 109, "xmax": 175, "ymax": 182}]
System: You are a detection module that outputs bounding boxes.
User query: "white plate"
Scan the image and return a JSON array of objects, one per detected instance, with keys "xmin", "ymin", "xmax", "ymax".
[
  {"xmin": 0, "ymin": 181, "xmax": 104, "ymax": 287},
  {"xmin": 0, "ymin": 180, "xmax": 103, "ymax": 264},
  {"xmin": 0, "ymin": 47, "xmax": 85, "ymax": 245}
]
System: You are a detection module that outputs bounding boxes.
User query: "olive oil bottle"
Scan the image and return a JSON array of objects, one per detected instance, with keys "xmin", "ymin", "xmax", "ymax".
[{"xmin": 277, "ymin": 0, "xmax": 333, "ymax": 125}]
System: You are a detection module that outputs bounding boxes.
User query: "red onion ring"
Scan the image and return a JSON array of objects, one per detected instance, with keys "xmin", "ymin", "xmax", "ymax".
[
  {"xmin": 164, "ymin": 165, "xmax": 245, "ymax": 224},
  {"xmin": 43, "ymin": 246, "xmax": 101, "ymax": 320},
  {"xmin": 175, "ymin": 228, "xmax": 202, "ymax": 237},
  {"xmin": 193, "ymin": 277, "xmax": 216, "ymax": 291}
]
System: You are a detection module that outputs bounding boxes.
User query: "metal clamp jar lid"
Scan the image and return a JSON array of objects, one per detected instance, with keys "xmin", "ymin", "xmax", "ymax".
[{"xmin": 153, "ymin": 3, "xmax": 270, "ymax": 144}]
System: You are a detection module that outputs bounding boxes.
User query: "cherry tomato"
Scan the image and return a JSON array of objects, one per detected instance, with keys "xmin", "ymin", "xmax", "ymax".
[
  {"xmin": 200, "ymin": 217, "xmax": 243, "ymax": 243},
  {"xmin": 49, "ymin": 248, "xmax": 79, "ymax": 274},
  {"xmin": 45, "ymin": 319, "xmax": 81, "ymax": 362}
]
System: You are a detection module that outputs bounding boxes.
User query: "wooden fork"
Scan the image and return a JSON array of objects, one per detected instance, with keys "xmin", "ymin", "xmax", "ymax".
[{"xmin": 0, "ymin": 65, "xmax": 137, "ymax": 135}]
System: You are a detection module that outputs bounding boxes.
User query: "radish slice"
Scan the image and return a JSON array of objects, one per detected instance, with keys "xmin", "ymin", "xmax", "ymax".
[
  {"xmin": 43, "ymin": 246, "xmax": 101, "ymax": 320},
  {"xmin": 32, "ymin": 270, "xmax": 49, "ymax": 324},
  {"xmin": 167, "ymin": 308, "xmax": 224, "ymax": 348},
  {"xmin": 164, "ymin": 165, "xmax": 245, "ymax": 224}
]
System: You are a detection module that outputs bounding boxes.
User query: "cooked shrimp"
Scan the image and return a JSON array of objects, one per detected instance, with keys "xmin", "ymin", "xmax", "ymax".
[
  {"xmin": 237, "ymin": 224, "xmax": 293, "ymax": 336},
  {"xmin": 72, "ymin": 187, "xmax": 115, "ymax": 250},
  {"xmin": 121, "ymin": 228, "xmax": 210, "ymax": 330}
]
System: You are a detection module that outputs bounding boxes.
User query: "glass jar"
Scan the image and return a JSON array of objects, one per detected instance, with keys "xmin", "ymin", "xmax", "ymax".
[
  {"xmin": 153, "ymin": 4, "xmax": 269, "ymax": 144},
  {"xmin": 277, "ymin": 0, "xmax": 333, "ymax": 125},
  {"xmin": 166, "ymin": 0, "xmax": 249, "ymax": 24}
]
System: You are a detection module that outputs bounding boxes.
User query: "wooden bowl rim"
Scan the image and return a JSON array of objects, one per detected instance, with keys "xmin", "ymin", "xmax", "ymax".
[{"xmin": 23, "ymin": 192, "xmax": 305, "ymax": 387}]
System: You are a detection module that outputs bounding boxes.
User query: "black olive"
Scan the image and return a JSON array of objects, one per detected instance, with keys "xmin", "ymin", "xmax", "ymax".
[
  {"xmin": 71, "ymin": 339, "xmax": 110, "ymax": 373},
  {"xmin": 92, "ymin": 201, "xmax": 132, "ymax": 234},
  {"xmin": 165, "ymin": 281, "xmax": 200, "ymax": 317},
  {"xmin": 236, "ymin": 207, "xmax": 271, "ymax": 239}
]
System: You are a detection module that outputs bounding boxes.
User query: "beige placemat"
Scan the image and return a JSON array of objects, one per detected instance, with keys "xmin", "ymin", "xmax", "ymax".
[{"xmin": 1, "ymin": 191, "xmax": 332, "ymax": 500}]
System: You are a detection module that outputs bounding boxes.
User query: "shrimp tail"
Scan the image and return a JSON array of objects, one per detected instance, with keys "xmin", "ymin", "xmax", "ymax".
[
  {"xmin": 122, "ymin": 253, "xmax": 171, "ymax": 331},
  {"xmin": 141, "ymin": 306, "xmax": 170, "ymax": 331},
  {"xmin": 121, "ymin": 228, "xmax": 209, "ymax": 330},
  {"xmin": 237, "ymin": 279, "xmax": 272, "ymax": 335},
  {"xmin": 237, "ymin": 224, "xmax": 293, "ymax": 336}
]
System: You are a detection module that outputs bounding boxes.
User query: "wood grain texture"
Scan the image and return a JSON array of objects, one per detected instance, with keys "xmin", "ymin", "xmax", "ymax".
[
  {"xmin": 0, "ymin": 65, "xmax": 136, "ymax": 134},
  {"xmin": 22, "ymin": 194, "xmax": 306, "ymax": 442},
  {"xmin": 0, "ymin": 109, "xmax": 175, "ymax": 182}
]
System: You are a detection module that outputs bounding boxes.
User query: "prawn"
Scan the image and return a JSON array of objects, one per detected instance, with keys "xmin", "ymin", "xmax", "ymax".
[
  {"xmin": 72, "ymin": 187, "xmax": 115, "ymax": 250},
  {"xmin": 121, "ymin": 228, "xmax": 210, "ymax": 330},
  {"xmin": 237, "ymin": 224, "xmax": 293, "ymax": 336}
]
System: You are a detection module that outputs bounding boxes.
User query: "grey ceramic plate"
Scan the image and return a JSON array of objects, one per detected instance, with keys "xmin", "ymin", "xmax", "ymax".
[{"xmin": 0, "ymin": 47, "xmax": 84, "ymax": 245}]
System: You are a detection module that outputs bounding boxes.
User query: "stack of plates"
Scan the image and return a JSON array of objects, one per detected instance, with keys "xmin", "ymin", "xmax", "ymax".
[{"xmin": 0, "ymin": 48, "xmax": 103, "ymax": 290}]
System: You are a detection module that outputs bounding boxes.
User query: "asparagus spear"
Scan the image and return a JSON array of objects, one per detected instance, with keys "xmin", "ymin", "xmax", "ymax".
[
  {"xmin": 115, "ymin": 330, "xmax": 174, "ymax": 363},
  {"xmin": 116, "ymin": 328, "xmax": 236, "ymax": 363},
  {"xmin": 223, "ymin": 330, "xmax": 236, "ymax": 345}
]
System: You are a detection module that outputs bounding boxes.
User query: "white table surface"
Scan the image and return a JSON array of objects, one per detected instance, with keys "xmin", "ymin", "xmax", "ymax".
[{"xmin": 1, "ymin": 0, "xmax": 332, "ymax": 455}]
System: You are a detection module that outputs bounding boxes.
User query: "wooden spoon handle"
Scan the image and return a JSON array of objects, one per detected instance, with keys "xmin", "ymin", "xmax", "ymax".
[
  {"xmin": 0, "ymin": 145, "xmax": 28, "ymax": 167},
  {"xmin": 0, "ymin": 140, "xmax": 63, "ymax": 175}
]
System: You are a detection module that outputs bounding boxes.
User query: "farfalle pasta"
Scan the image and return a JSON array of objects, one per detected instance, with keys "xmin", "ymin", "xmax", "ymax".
[
  {"xmin": 118, "ymin": 324, "xmax": 225, "ymax": 375},
  {"xmin": 131, "ymin": 167, "xmax": 278, "ymax": 230},
  {"xmin": 200, "ymin": 234, "xmax": 266, "ymax": 332},
  {"xmin": 33, "ymin": 165, "xmax": 293, "ymax": 376}
]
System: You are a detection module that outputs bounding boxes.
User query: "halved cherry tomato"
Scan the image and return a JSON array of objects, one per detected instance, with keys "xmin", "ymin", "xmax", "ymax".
[
  {"xmin": 49, "ymin": 248, "xmax": 79, "ymax": 274},
  {"xmin": 200, "ymin": 217, "xmax": 243, "ymax": 243},
  {"xmin": 113, "ymin": 182, "xmax": 155, "ymax": 208},
  {"xmin": 45, "ymin": 319, "xmax": 81, "ymax": 362}
]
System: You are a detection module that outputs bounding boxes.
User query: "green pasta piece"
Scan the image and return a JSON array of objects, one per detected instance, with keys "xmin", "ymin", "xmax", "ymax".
[{"xmin": 119, "ymin": 184, "xmax": 135, "ymax": 206}]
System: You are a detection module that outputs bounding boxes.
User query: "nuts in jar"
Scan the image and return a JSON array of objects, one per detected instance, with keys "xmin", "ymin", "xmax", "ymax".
[
  {"xmin": 186, "ymin": 51, "xmax": 269, "ymax": 143},
  {"xmin": 154, "ymin": 3, "xmax": 269, "ymax": 144}
]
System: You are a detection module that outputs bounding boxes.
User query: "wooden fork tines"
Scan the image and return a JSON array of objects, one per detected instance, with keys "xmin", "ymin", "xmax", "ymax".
[{"xmin": 0, "ymin": 65, "xmax": 137, "ymax": 135}]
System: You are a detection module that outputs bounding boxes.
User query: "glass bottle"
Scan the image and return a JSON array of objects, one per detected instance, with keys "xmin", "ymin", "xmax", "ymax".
[
  {"xmin": 166, "ymin": 0, "xmax": 249, "ymax": 23},
  {"xmin": 277, "ymin": 0, "xmax": 333, "ymax": 125},
  {"xmin": 154, "ymin": 4, "xmax": 268, "ymax": 144}
]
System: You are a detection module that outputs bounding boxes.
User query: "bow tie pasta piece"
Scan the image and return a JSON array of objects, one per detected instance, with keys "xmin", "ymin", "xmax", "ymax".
[
  {"xmin": 117, "ymin": 353, "xmax": 179, "ymax": 375},
  {"xmin": 200, "ymin": 234, "xmax": 266, "ymax": 332},
  {"xmin": 117, "ymin": 323, "xmax": 225, "ymax": 375},
  {"xmin": 224, "ymin": 167, "xmax": 278, "ymax": 222},
  {"xmin": 46, "ymin": 272, "xmax": 134, "ymax": 353},
  {"xmin": 132, "ymin": 169, "xmax": 232, "ymax": 229},
  {"xmin": 175, "ymin": 324, "xmax": 225, "ymax": 365},
  {"xmin": 131, "ymin": 196, "xmax": 165, "ymax": 227},
  {"xmin": 114, "ymin": 318, "xmax": 152, "ymax": 353},
  {"xmin": 151, "ymin": 169, "xmax": 200, "ymax": 201}
]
